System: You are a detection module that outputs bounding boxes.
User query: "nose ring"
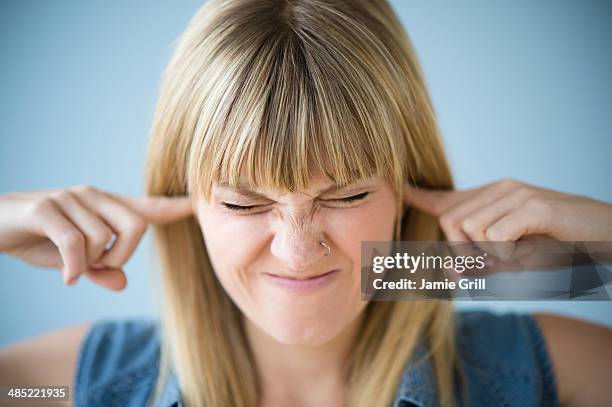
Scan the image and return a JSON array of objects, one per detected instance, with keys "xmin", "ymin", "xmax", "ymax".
[{"xmin": 320, "ymin": 241, "xmax": 331, "ymax": 256}]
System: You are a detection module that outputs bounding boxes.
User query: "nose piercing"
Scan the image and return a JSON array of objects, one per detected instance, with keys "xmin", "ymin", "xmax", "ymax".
[{"xmin": 320, "ymin": 241, "xmax": 331, "ymax": 256}]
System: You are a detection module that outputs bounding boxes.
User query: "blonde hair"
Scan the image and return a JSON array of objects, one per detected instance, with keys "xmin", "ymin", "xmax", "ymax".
[{"xmin": 145, "ymin": 0, "xmax": 459, "ymax": 406}]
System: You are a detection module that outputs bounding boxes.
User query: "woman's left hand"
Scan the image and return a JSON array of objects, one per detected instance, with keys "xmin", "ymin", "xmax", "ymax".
[
  {"xmin": 403, "ymin": 178, "xmax": 612, "ymax": 242},
  {"xmin": 405, "ymin": 179, "xmax": 612, "ymax": 407}
]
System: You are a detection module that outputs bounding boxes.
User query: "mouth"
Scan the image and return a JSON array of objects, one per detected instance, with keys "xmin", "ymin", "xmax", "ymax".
[
  {"xmin": 264, "ymin": 269, "xmax": 338, "ymax": 281},
  {"xmin": 263, "ymin": 269, "xmax": 341, "ymax": 294}
]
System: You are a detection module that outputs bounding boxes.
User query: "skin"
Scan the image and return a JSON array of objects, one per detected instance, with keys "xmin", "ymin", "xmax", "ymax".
[
  {"xmin": 196, "ymin": 170, "xmax": 396, "ymax": 347},
  {"xmin": 0, "ymin": 176, "xmax": 611, "ymax": 406}
]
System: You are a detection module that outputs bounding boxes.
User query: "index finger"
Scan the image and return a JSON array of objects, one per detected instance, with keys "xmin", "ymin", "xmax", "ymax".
[
  {"xmin": 403, "ymin": 183, "xmax": 474, "ymax": 216},
  {"xmin": 113, "ymin": 195, "xmax": 194, "ymax": 224}
]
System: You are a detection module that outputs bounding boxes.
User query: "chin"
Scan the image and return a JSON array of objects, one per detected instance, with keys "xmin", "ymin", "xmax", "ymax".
[
  {"xmin": 266, "ymin": 320, "xmax": 342, "ymax": 347},
  {"xmin": 246, "ymin": 305, "xmax": 345, "ymax": 346},
  {"xmin": 238, "ymin": 281, "xmax": 366, "ymax": 346}
]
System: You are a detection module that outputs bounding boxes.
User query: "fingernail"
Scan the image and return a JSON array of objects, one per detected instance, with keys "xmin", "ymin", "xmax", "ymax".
[{"xmin": 67, "ymin": 275, "xmax": 79, "ymax": 286}]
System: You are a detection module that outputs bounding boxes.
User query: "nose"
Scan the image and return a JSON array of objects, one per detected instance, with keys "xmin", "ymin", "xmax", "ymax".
[{"xmin": 270, "ymin": 213, "xmax": 330, "ymax": 272}]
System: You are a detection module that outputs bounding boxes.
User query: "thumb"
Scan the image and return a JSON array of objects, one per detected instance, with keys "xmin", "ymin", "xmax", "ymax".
[{"xmin": 116, "ymin": 195, "xmax": 194, "ymax": 224}]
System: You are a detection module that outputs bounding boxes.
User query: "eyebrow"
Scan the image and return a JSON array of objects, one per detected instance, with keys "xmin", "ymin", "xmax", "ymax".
[{"xmin": 216, "ymin": 178, "xmax": 378, "ymax": 199}]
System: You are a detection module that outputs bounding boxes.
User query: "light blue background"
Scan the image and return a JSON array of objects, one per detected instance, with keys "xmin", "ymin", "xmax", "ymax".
[{"xmin": 1, "ymin": 0, "xmax": 611, "ymax": 346}]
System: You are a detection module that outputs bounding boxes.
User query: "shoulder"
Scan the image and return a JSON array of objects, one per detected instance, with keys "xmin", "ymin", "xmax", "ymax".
[
  {"xmin": 0, "ymin": 323, "xmax": 91, "ymax": 389},
  {"xmin": 530, "ymin": 313, "xmax": 612, "ymax": 406},
  {"xmin": 453, "ymin": 310, "xmax": 559, "ymax": 407},
  {"xmin": 74, "ymin": 317, "xmax": 162, "ymax": 406}
]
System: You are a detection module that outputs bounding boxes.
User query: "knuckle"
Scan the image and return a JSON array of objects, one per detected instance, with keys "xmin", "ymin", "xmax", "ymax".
[
  {"xmin": 439, "ymin": 213, "xmax": 458, "ymax": 230},
  {"xmin": 461, "ymin": 217, "xmax": 477, "ymax": 234},
  {"xmin": 524, "ymin": 196, "xmax": 551, "ymax": 214},
  {"xmin": 499, "ymin": 178, "xmax": 520, "ymax": 190},
  {"xmin": 486, "ymin": 225, "xmax": 508, "ymax": 241},
  {"xmin": 49, "ymin": 189, "xmax": 74, "ymax": 203},
  {"xmin": 59, "ymin": 230, "xmax": 84, "ymax": 249},
  {"xmin": 126, "ymin": 216, "xmax": 147, "ymax": 235},
  {"xmin": 29, "ymin": 197, "xmax": 56, "ymax": 217},
  {"xmin": 429, "ymin": 200, "xmax": 443, "ymax": 215},
  {"xmin": 512, "ymin": 186, "xmax": 534, "ymax": 201},
  {"xmin": 485, "ymin": 227, "xmax": 500, "ymax": 241},
  {"xmin": 91, "ymin": 228, "xmax": 114, "ymax": 247},
  {"xmin": 70, "ymin": 185, "xmax": 98, "ymax": 196}
]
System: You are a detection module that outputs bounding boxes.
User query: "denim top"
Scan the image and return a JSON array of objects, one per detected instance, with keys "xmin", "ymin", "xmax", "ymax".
[{"xmin": 74, "ymin": 310, "xmax": 559, "ymax": 406}]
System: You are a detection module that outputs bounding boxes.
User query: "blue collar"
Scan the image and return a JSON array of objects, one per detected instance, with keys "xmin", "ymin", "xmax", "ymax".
[
  {"xmin": 157, "ymin": 341, "xmax": 437, "ymax": 407},
  {"xmin": 392, "ymin": 340, "xmax": 439, "ymax": 407}
]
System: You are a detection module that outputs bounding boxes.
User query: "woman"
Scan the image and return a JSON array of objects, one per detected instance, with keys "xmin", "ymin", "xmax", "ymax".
[{"xmin": 1, "ymin": 0, "xmax": 611, "ymax": 406}]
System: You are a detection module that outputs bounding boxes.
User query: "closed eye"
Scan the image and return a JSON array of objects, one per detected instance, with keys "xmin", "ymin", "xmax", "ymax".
[
  {"xmin": 221, "ymin": 202, "xmax": 261, "ymax": 212},
  {"xmin": 222, "ymin": 192, "xmax": 370, "ymax": 212},
  {"xmin": 330, "ymin": 191, "xmax": 370, "ymax": 203}
]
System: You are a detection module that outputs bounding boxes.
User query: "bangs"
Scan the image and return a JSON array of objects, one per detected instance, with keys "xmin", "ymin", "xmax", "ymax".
[{"xmin": 186, "ymin": 17, "xmax": 405, "ymax": 200}]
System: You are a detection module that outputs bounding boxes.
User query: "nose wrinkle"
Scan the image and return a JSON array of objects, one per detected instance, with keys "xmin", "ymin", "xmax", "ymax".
[
  {"xmin": 286, "ymin": 221, "xmax": 318, "ymax": 252},
  {"xmin": 286, "ymin": 211, "xmax": 318, "ymax": 247},
  {"xmin": 282, "ymin": 204, "xmax": 319, "ymax": 234},
  {"xmin": 275, "ymin": 207, "xmax": 325, "ymax": 266},
  {"xmin": 287, "ymin": 209, "xmax": 309, "ymax": 233}
]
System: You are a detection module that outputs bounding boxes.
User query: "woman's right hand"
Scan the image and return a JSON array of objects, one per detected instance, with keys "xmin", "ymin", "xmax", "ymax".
[{"xmin": 0, "ymin": 185, "xmax": 193, "ymax": 291}]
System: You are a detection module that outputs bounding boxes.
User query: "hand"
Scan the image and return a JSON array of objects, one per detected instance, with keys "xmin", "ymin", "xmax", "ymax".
[
  {"xmin": 0, "ymin": 186, "xmax": 193, "ymax": 291},
  {"xmin": 403, "ymin": 178, "xmax": 612, "ymax": 242}
]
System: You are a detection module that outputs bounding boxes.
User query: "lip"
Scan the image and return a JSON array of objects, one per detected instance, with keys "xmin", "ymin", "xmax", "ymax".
[{"xmin": 263, "ymin": 269, "xmax": 341, "ymax": 294}]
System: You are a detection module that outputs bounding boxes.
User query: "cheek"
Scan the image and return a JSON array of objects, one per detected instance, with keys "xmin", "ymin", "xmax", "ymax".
[
  {"xmin": 201, "ymin": 212, "xmax": 266, "ymax": 240},
  {"xmin": 198, "ymin": 210, "xmax": 268, "ymax": 278},
  {"xmin": 324, "ymin": 194, "xmax": 397, "ymax": 287},
  {"xmin": 325, "ymin": 199, "xmax": 397, "ymax": 255}
]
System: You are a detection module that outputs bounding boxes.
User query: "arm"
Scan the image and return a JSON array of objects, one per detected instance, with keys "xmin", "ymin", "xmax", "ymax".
[
  {"xmin": 532, "ymin": 313, "xmax": 612, "ymax": 407},
  {"xmin": 0, "ymin": 323, "xmax": 92, "ymax": 406}
]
